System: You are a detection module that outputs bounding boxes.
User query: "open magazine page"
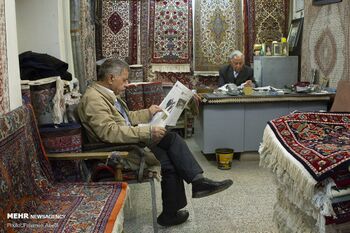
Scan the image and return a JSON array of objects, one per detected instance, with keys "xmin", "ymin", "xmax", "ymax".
[
  {"xmin": 139, "ymin": 81, "xmax": 193, "ymax": 127},
  {"xmin": 160, "ymin": 81, "xmax": 193, "ymax": 126},
  {"xmin": 148, "ymin": 110, "xmax": 169, "ymax": 127}
]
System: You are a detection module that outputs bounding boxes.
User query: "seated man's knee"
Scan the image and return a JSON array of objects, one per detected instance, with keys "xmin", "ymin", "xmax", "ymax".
[
  {"xmin": 166, "ymin": 131, "xmax": 178, "ymax": 140},
  {"xmin": 161, "ymin": 131, "xmax": 182, "ymax": 146}
]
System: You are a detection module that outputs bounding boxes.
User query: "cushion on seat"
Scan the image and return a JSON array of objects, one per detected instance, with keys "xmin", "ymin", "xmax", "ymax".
[{"xmin": 39, "ymin": 123, "xmax": 83, "ymax": 182}]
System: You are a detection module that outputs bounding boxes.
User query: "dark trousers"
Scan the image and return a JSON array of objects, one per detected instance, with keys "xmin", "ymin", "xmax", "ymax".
[{"xmin": 150, "ymin": 132, "xmax": 203, "ymax": 213}]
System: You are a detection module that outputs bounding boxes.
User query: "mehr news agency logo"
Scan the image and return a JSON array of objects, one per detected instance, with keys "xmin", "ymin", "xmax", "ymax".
[{"xmin": 7, "ymin": 213, "xmax": 65, "ymax": 229}]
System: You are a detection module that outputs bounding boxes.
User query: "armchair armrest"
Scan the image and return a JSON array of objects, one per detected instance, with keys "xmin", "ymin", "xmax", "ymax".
[
  {"xmin": 83, "ymin": 142, "xmax": 146, "ymax": 152},
  {"xmin": 82, "ymin": 142, "xmax": 148, "ymax": 182},
  {"xmin": 46, "ymin": 151, "xmax": 128, "ymax": 160},
  {"xmin": 49, "ymin": 141, "xmax": 149, "ymax": 182},
  {"xmin": 47, "ymin": 151, "xmax": 129, "ymax": 181}
]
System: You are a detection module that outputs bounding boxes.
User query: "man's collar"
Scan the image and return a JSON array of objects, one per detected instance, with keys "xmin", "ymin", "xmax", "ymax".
[{"xmin": 96, "ymin": 83, "xmax": 115, "ymax": 95}]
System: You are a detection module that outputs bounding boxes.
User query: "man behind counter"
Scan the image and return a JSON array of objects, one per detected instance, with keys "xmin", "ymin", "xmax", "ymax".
[{"xmin": 218, "ymin": 50, "xmax": 256, "ymax": 87}]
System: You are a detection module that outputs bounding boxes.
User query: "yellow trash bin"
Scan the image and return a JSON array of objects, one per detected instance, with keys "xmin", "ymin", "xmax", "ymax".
[{"xmin": 215, "ymin": 148, "xmax": 234, "ymax": 170}]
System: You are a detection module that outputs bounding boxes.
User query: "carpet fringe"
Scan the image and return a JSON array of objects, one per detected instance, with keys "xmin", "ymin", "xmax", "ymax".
[
  {"xmin": 274, "ymin": 189, "xmax": 318, "ymax": 233},
  {"xmin": 260, "ymin": 125, "xmax": 316, "ymax": 199},
  {"xmin": 151, "ymin": 63, "xmax": 191, "ymax": 73},
  {"xmin": 259, "ymin": 126, "xmax": 335, "ymax": 218},
  {"xmin": 276, "ymin": 187, "xmax": 331, "ymax": 233}
]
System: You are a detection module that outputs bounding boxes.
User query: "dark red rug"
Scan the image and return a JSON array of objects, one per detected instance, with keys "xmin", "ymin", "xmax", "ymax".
[{"xmin": 268, "ymin": 112, "xmax": 350, "ymax": 181}]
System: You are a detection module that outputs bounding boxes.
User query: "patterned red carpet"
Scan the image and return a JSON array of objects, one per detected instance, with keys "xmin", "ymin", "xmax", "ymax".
[{"xmin": 268, "ymin": 112, "xmax": 350, "ymax": 181}]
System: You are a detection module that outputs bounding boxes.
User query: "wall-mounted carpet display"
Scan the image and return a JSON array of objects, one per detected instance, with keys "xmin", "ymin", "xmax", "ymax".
[
  {"xmin": 149, "ymin": 0, "xmax": 192, "ymax": 73},
  {"xmin": 194, "ymin": 0, "xmax": 243, "ymax": 72},
  {"xmin": 244, "ymin": 0, "xmax": 289, "ymax": 64},
  {"xmin": 95, "ymin": 0, "xmax": 138, "ymax": 64},
  {"xmin": 301, "ymin": 1, "xmax": 350, "ymax": 88},
  {"xmin": 140, "ymin": 0, "xmax": 150, "ymax": 77},
  {"xmin": 0, "ymin": 0, "xmax": 9, "ymax": 114}
]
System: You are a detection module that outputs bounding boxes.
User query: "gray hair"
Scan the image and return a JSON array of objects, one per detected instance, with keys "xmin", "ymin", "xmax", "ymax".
[
  {"xmin": 97, "ymin": 58, "xmax": 130, "ymax": 81},
  {"xmin": 228, "ymin": 50, "xmax": 244, "ymax": 60}
]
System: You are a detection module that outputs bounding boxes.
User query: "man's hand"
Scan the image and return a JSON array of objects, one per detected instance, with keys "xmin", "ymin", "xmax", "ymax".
[
  {"xmin": 151, "ymin": 126, "xmax": 167, "ymax": 143},
  {"xmin": 187, "ymin": 93, "xmax": 201, "ymax": 116},
  {"xmin": 243, "ymin": 80, "xmax": 254, "ymax": 87},
  {"xmin": 193, "ymin": 93, "xmax": 201, "ymax": 102},
  {"xmin": 148, "ymin": 105, "xmax": 163, "ymax": 116}
]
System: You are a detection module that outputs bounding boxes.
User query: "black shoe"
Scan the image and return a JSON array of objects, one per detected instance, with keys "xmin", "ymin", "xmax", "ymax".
[
  {"xmin": 157, "ymin": 210, "xmax": 189, "ymax": 227},
  {"xmin": 192, "ymin": 178, "xmax": 233, "ymax": 198}
]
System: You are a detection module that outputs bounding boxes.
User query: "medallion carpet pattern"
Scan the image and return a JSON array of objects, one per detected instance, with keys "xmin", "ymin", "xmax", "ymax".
[
  {"xmin": 0, "ymin": 0, "xmax": 9, "ymax": 114},
  {"xmin": 244, "ymin": 0, "xmax": 289, "ymax": 64},
  {"xmin": 301, "ymin": 1, "xmax": 350, "ymax": 88},
  {"xmin": 194, "ymin": 0, "xmax": 243, "ymax": 71},
  {"xmin": 149, "ymin": 0, "xmax": 192, "ymax": 64},
  {"xmin": 268, "ymin": 112, "xmax": 350, "ymax": 182},
  {"xmin": 96, "ymin": 0, "xmax": 138, "ymax": 64}
]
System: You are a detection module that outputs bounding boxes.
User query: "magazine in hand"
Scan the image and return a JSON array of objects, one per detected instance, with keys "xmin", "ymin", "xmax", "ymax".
[{"xmin": 140, "ymin": 81, "xmax": 194, "ymax": 127}]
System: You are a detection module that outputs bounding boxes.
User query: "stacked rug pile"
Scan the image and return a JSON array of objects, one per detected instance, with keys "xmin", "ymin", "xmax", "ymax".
[
  {"xmin": 259, "ymin": 112, "xmax": 350, "ymax": 233},
  {"xmin": 125, "ymin": 81, "xmax": 164, "ymax": 111}
]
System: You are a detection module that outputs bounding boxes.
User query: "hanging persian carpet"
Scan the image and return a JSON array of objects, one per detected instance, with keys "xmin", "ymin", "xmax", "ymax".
[
  {"xmin": 194, "ymin": 0, "xmax": 243, "ymax": 72},
  {"xmin": 244, "ymin": 0, "xmax": 289, "ymax": 64},
  {"xmin": 149, "ymin": 0, "xmax": 192, "ymax": 73},
  {"xmin": 0, "ymin": 0, "xmax": 9, "ymax": 114},
  {"xmin": 300, "ymin": 1, "xmax": 350, "ymax": 88},
  {"xmin": 267, "ymin": 112, "xmax": 350, "ymax": 182},
  {"xmin": 139, "ymin": 1, "xmax": 150, "ymax": 75},
  {"xmin": 95, "ymin": 0, "xmax": 138, "ymax": 64}
]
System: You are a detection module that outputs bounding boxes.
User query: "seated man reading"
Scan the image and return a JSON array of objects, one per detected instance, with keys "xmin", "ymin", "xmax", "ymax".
[
  {"xmin": 219, "ymin": 50, "xmax": 256, "ymax": 87},
  {"xmin": 78, "ymin": 58, "xmax": 233, "ymax": 227}
]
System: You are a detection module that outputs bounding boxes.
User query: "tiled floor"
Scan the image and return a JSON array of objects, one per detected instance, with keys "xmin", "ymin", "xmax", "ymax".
[{"xmin": 124, "ymin": 138, "xmax": 278, "ymax": 233}]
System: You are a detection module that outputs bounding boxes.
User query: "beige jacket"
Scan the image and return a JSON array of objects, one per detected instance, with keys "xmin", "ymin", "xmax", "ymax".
[
  {"xmin": 78, "ymin": 83, "xmax": 159, "ymax": 168},
  {"xmin": 78, "ymin": 83, "xmax": 156, "ymax": 144}
]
